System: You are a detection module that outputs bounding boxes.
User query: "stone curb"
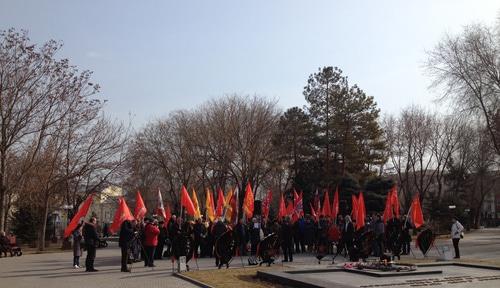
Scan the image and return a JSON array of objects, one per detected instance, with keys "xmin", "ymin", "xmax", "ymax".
[{"xmin": 173, "ymin": 272, "xmax": 215, "ymax": 288}]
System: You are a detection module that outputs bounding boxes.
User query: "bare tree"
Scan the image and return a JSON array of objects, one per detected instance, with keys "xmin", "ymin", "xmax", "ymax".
[
  {"xmin": 0, "ymin": 29, "xmax": 100, "ymax": 230},
  {"xmin": 426, "ymin": 24, "xmax": 500, "ymax": 155},
  {"xmin": 383, "ymin": 107, "xmax": 438, "ymax": 208},
  {"xmin": 126, "ymin": 95, "xmax": 281, "ymax": 213},
  {"xmin": 430, "ymin": 115, "xmax": 462, "ymax": 202}
]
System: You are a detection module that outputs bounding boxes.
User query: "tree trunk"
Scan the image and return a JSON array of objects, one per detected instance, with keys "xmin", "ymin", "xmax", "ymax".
[
  {"xmin": 38, "ymin": 198, "xmax": 50, "ymax": 251},
  {"xmin": 0, "ymin": 151, "xmax": 6, "ymax": 231}
]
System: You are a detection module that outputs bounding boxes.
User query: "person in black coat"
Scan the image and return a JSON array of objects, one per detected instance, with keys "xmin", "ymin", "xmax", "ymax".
[
  {"xmin": 336, "ymin": 215, "xmax": 354, "ymax": 259},
  {"xmin": 235, "ymin": 219, "xmax": 248, "ymax": 256},
  {"xmin": 119, "ymin": 220, "xmax": 135, "ymax": 272},
  {"xmin": 401, "ymin": 215, "xmax": 412, "ymax": 255},
  {"xmin": 280, "ymin": 216, "xmax": 294, "ymax": 262},
  {"xmin": 83, "ymin": 217, "xmax": 100, "ymax": 272},
  {"xmin": 212, "ymin": 218, "xmax": 228, "ymax": 267},
  {"xmin": 165, "ymin": 215, "xmax": 177, "ymax": 257},
  {"xmin": 192, "ymin": 219, "xmax": 203, "ymax": 258},
  {"xmin": 155, "ymin": 221, "xmax": 167, "ymax": 260}
]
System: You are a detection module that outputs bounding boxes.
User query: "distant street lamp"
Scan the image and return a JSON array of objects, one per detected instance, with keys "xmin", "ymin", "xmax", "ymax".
[
  {"xmin": 61, "ymin": 204, "xmax": 74, "ymax": 250},
  {"xmin": 52, "ymin": 212, "xmax": 59, "ymax": 243},
  {"xmin": 62, "ymin": 204, "xmax": 74, "ymax": 226}
]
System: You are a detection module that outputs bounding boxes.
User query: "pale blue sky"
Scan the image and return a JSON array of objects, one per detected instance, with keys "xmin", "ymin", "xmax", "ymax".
[{"xmin": 1, "ymin": 0, "xmax": 499, "ymax": 127}]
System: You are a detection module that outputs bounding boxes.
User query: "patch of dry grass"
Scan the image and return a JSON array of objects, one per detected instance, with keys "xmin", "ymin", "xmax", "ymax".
[{"xmin": 182, "ymin": 266, "xmax": 287, "ymax": 288}]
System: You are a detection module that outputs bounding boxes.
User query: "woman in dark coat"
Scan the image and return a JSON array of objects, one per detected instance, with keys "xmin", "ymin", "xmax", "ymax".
[
  {"xmin": 72, "ymin": 223, "xmax": 83, "ymax": 268},
  {"xmin": 304, "ymin": 217, "xmax": 315, "ymax": 251},
  {"xmin": 119, "ymin": 220, "xmax": 135, "ymax": 272}
]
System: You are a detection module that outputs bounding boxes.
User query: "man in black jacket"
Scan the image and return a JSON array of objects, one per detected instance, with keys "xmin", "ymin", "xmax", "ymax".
[
  {"xmin": 212, "ymin": 218, "xmax": 227, "ymax": 267},
  {"xmin": 336, "ymin": 215, "xmax": 354, "ymax": 260},
  {"xmin": 83, "ymin": 217, "xmax": 100, "ymax": 272},
  {"xmin": 119, "ymin": 220, "xmax": 135, "ymax": 272},
  {"xmin": 192, "ymin": 219, "xmax": 203, "ymax": 258},
  {"xmin": 280, "ymin": 217, "xmax": 293, "ymax": 262}
]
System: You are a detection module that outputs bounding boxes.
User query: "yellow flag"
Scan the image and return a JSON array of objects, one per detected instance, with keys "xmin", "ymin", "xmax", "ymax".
[
  {"xmin": 224, "ymin": 188, "xmax": 234, "ymax": 222},
  {"xmin": 205, "ymin": 187, "xmax": 216, "ymax": 222},
  {"xmin": 224, "ymin": 188, "xmax": 233, "ymax": 208},
  {"xmin": 191, "ymin": 188, "xmax": 201, "ymax": 219}
]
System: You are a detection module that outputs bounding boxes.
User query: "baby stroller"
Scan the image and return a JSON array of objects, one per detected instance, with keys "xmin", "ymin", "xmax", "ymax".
[{"xmin": 1, "ymin": 235, "xmax": 22, "ymax": 257}]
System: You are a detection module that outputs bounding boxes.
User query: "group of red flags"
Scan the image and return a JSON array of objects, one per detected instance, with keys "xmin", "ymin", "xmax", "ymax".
[
  {"xmin": 63, "ymin": 183, "xmax": 425, "ymax": 238},
  {"xmin": 276, "ymin": 189, "xmax": 305, "ymax": 223},
  {"xmin": 130, "ymin": 183, "xmax": 256, "ymax": 232},
  {"xmin": 307, "ymin": 188, "xmax": 340, "ymax": 222}
]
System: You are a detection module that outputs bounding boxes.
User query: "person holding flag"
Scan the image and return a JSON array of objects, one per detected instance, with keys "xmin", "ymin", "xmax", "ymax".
[
  {"xmin": 337, "ymin": 215, "xmax": 354, "ymax": 260},
  {"xmin": 119, "ymin": 219, "xmax": 135, "ymax": 272},
  {"xmin": 143, "ymin": 218, "xmax": 160, "ymax": 267},
  {"xmin": 83, "ymin": 217, "xmax": 100, "ymax": 272}
]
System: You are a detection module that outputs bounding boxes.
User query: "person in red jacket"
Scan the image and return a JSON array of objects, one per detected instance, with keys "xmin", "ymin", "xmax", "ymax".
[{"xmin": 143, "ymin": 219, "xmax": 160, "ymax": 267}]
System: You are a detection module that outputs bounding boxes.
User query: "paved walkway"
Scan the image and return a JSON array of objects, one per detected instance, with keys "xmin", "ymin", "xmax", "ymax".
[
  {"xmin": 1, "ymin": 228, "xmax": 499, "ymax": 288},
  {"xmin": 0, "ymin": 245, "xmax": 197, "ymax": 288}
]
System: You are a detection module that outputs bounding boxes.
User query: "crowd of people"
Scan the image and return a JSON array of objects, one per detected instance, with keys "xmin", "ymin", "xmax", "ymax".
[
  {"xmin": 0, "ymin": 210, "xmax": 464, "ymax": 272},
  {"xmin": 72, "ymin": 212, "xmax": 425, "ymax": 272}
]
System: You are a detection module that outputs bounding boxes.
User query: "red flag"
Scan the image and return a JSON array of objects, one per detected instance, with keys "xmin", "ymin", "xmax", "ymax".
[
  {"xmin": 321, "ymin": 190, "xmax": 331, "ymax": 217},
  {"xmin": 391, "ymin": 187, "xmax": 400, "ymax": 219},
  {"xmin": 278, "ymin": 193, "xmax": 286, "ymax": 220},
  {"xmin": 216, "ymin": 187, "xmax": 225, "ymax": 217},
  {"xmin": 293, "ymin": 189, "xmax": 300, "ymax": 206},
  {"xmin": 383, "ymin": 188, "xmax": 393, "ymax": 224},
  {"xmin": 356, "ymin": 192, "xmax": 366, "ymax": 230},
  {"xmin": 310, "ymin": 202, "xmax": 318, "ymax": 222},
  {"xmin": 410, "ymin": 194, "xmax": 424, "ymax": 228},
  {"xmin": 351, "ymin": 194, "xmax": 359, "ymax": 222},
  {"xmin": 64, "ymin": 194, "xmax": 94, "ymax": 238},
  {"xmin": 293, "ymin": 192, "xmax": 303, "ymax": 222},
  {"xmin": 331, "ymin": 187, "xmax": 339, "ymax": 220},
  {"xmin": 134, "ymin": 191, "xmax": 147, "ymax": 220},
  {"xmin": 262, "ymin": 189, "xmax": 272, "ymax": 219},
  {"xmin": 110, "ymin": 197, "xmax": 135, "ymax": 234},
  {"xmin": 243, "ymin": 182, "xmax": 254, "ymax": 219},
  {"xmin": 224, "ymin": 188, "xmax": 236, "ymax": 224},
  {"xmin": 164, "ymin": 203, "xmax": 172, "ymax": 225},
  {"xmin": 156, "ymin": 188, "xmax": 167, "ymax": 219},
  {"xmin": 181, "ymin": 185, "xmax": 196, "ymax": 216},
  {"xmin": 205, "ymin": 188, "xmax": 216, "ymax": 222},
  {"xmin": 286, "ymin": 199, "xmax": 294, "ymax": 216},
  {"xmin": 383, "ymin": 186, "xmax": 399, "ymax": 223}
]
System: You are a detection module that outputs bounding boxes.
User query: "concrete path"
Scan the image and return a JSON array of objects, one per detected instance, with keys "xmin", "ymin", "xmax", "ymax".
[{"xmin": 0, "ymin": 245, "xmax": 197, "ymax": 288}]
